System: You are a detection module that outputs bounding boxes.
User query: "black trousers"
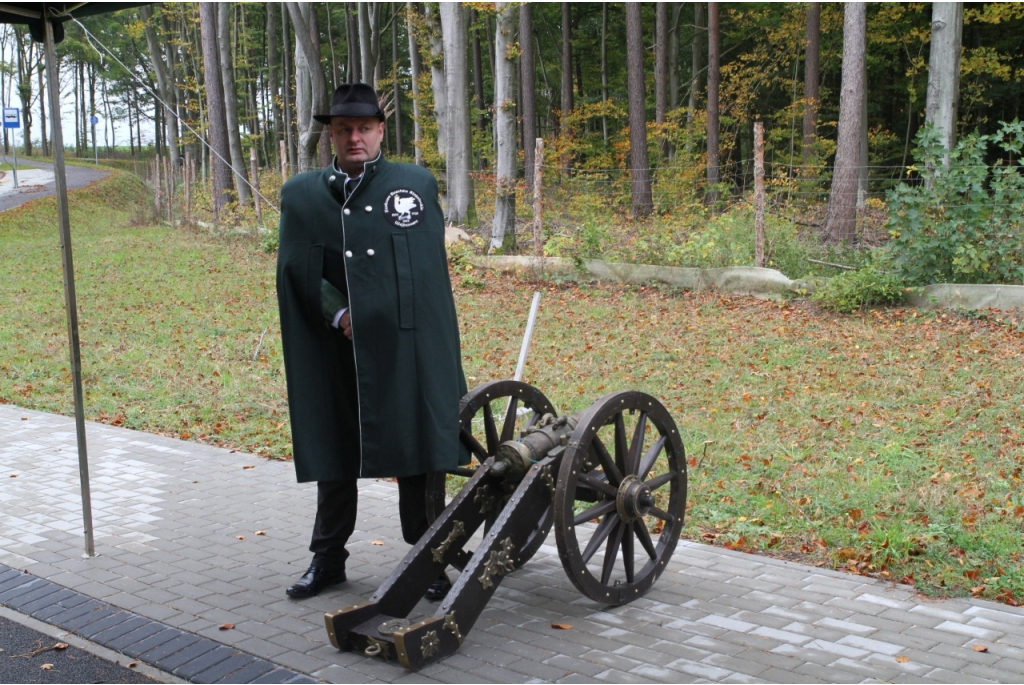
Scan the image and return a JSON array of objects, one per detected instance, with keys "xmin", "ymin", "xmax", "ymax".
[{"xmin": 309, "ymin": 475, "xmax": 429, "ymax": 568}]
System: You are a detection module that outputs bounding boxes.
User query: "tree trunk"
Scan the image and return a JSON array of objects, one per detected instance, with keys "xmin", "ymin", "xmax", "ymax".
[
  {"xmin": 141, "ymin": 6, "xmax": 179, "ymax": 170},
  {"xmin": 669, "ymin": 3, "xmax": 683, "ymax": 110},
  {"xmin": 218, "ymin": 3, "xmax": 251, "ymax": 203},
  {"xmin": 37, "ymin": 61, "xmax": 47, "ymax": 156},
  {"xmin": 492, "ymin": 1, "xmax": 517, "ymax": 251},
  {"xmin": 600, "ymin": 4, "xmax": 608, "ymax": 146},
  {"xmin": 15, "ymin": 31, "xmax": 32, "ymax": 156},
  {"xmin": 392, "ymin": 3, "xmax": 403, "ymax": 158},
  {"xmin": 287, "ymin": 2, "xmax": 329, "ymax": 173},
  {"xmin": 823, "ymin": 2, "xmax": 866, "ymax": 244},
  {"xmin": 626, "ymin": 3, "xmax": 653, "ymax": 219},
  {"xmin": 471, "ymin": 8, "xmax": 485, "ymax": 169},
  {"xmin": 802, "ymin": 2, "xmax": 820, "ymax": 164},
  {"xmin": 407, "ymin": 2, "xmax": 423, "ymax": 165},
  {"xmin": 687, "ymin": 3, "xmax": 704, "ymax": 144},
  {"xmin": 925, "ymin": 2, "xmax": 963, "ymax": 158},
  {"xmin": 347, "ymin": 4, "xmax": 360, "ymax": 83},
  {"xmin": 441, "ymin": 2, "xmax": 475, "ymax": 225},
  {"xmin": 559, "ymin": 2, "xmax": 573, "ymax": 129},
  {"xmin": 282, "ymin": 5, "xmax": 297, "ymax": 171},
  {"xmin": 267, "ymin": 2, "xmax": 282, "ymax": 162},
  {"xmin": 656, "ymin": 1, "xmax": 669, "ymax": 158},
  {"xmin": 199, "ymin": 2, "xmax": 233, "ymax": 213},
  {"xmin": 705, "ymin": 2, "xmax": 720, "ymax": 204},
  {"xmin": 358, "ymin": 2, "xmax": 382, "ymax": 88},
  {"xmin": 426, "ymin": 3, "xmax": 447, "ymax": 161},
  {"xmin": 520, "ymin": 2, "xmax": 536, "ymax": 188}
]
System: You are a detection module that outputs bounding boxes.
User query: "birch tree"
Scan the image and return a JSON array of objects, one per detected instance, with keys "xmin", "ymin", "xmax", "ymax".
[
  {"xmin": 823, "ymin": 2, "xmax": 866, "ymax": 244},
  {"xmin": 425, "ymin": 3, "xmax": 447, "ymax": 161},
  {"xmin": 406, "ymin": 2, "xmax": 423, "ymax": 165},
  {"xmin": 491, "ymin": 1, "xmax": 517, "ymax": 251},
  {"xmin": 925, "ymin": 3, "xmax": 963, "ymax": 159},
  {"xmin": 441, "ymin": 2, "xmax": 474, "ymax": 225},
  {"xmin": 520, "ymin": 2, "xmax": 537, "ymax": 188},
  {"xmin": 286, "ymin": 2, "xmax": 328, "ymax": 173},
  {"xmin": 626, "ymin": 2, "xmax": 653, "ymax": 218}
]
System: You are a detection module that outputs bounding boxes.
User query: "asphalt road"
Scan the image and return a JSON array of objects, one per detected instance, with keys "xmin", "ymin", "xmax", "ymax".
[
  {"xmin": 0, "ymin": 615, "xmax": 160, "ymax": 684},
  {"xmin": 0, "ymin": 158, "xmax": 109, "ymax": 212}
]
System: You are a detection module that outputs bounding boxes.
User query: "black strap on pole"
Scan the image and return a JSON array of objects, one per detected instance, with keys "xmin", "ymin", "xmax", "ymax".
[{"xmin": 43, "ymin": 8, "xmax": 95, "ymax": 558}]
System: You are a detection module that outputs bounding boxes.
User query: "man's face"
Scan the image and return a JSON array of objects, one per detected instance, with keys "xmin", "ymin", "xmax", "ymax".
[{"xmin": 330, "ymin": 116, "xmax": 385, "ymax": 174}]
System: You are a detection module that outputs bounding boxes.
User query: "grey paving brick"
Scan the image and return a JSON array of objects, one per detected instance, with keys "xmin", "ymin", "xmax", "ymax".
[
  {"xmin": 195, "ymin": 652, "xmax": 258, "ymax": 683},
  {"xmin": 60, "ymin": 602, "xmax": 119, "ymax": 632},
  {"xmin": 102, "ymin": 620, "xmax": 168, "ymax": 652},
  {"xmin": 75, "ymin": 609, "xmax": 133, "ymax": 639},
  {"xmin": 18, "ymin": 587, "xmax": 75, "ymax": 614},
  {"xmin": 923, "ymin": 667, "xmax": 998, "ymax": 683},
  {"xmin": 172, "ymin": 645, "xmax": 242, "ymax": 680},
  {"xmin": 1, "ymin": 578, "xmax": 54, "ymax": 606},
  {"xmin": 138, "ymin": 631, "xmax": 203, "ymax": 663},
  {"xmin": 251, "ymin": 668, "xmax": 301, "ymax": 684},
  {"xmin": 120, "ymin": 627, "xmax": 186, "ymax": 660},
  {"xmin": 88, "ymin": 614, "xmax": 152, "ymax": 644}
]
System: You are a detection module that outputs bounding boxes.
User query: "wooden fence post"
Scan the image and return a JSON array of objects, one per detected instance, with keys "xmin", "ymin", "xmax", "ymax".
[
  {"xmin": 184, "ymin": 150, "xmax": 192, "ymax": 224},
  {"xmin": 533, "ymin": 138, "xmax": 544, "ymax": 258},
  {"xmin": 754, "ymin": 121, "xmax": 766, "ymax": 268},
  {"xmin": 250, "ymin": 146, "xmax": 262, "ymax": 228},
  {"xmin": 153, "ymin": 156, "xmax": 162, "ymax": 219},
  {"xmin": 165, "ymin": 155, "xmax": 173, "ymax": 223}
]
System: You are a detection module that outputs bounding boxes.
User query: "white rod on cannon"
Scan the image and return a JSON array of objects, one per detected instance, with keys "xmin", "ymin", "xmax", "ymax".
[{"xmin": 513, "ymin": 292, "xmax": 541, "ymax": 382}]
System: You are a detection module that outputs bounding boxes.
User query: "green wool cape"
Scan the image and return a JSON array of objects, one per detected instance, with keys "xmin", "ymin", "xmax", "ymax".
[{"xmin": 276, "ymin": 155, "xmax": 468, "ymax": 482}]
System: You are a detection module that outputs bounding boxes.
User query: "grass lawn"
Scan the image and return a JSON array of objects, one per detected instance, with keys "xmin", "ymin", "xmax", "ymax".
[{"xmin": 3, "ymin": 170, "xmax": 1024, "ymax": 605}]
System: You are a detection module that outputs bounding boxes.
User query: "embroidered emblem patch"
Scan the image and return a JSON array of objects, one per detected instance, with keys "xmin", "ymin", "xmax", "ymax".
[{"xmin": 383, "ymin": 189, "xmax": 425, "ymax": 228}]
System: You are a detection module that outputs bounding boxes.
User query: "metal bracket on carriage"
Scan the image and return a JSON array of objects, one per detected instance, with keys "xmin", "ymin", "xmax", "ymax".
[{"xmin": 325, "ymin": 380, "xmax": 688, "ymax": 671}]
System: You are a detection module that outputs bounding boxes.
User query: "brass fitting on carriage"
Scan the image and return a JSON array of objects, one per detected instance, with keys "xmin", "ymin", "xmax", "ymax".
[{"xmin": 490, "ymin": 413, "xmax": 579, "ymax": 481}]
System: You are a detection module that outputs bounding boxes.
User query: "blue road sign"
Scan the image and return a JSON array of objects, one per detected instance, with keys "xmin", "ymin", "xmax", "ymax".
[
  {"xmin": 3, "ymin": 108, "xmax": 19, "ymax": 129},
  {"xmin": 90, "ymin": 115, "xmax": 99, "ymax": 126}
]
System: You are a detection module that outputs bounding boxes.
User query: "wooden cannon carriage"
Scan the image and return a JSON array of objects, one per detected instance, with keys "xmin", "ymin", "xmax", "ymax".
[{"xmin": 324, "ymin": 380, "xmax": 688, "ymax": 670}]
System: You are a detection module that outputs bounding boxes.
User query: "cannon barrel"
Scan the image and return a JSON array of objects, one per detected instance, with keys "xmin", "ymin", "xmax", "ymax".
[{"xmin": 491, "ymin": 413, "xmax": 579, "ymax": 480}]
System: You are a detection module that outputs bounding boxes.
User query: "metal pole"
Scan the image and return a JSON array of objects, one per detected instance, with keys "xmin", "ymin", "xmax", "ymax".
[
  {"xmin": 44, "ymin": 13, "xmax": 95, "ymax": 558},
  {"xmin": 92, "ymin": 122, "xmax": 97, "ymax": 164},
  {"xmin": 513, "ymin": 292, "xmax": 542, "ymax": 382},
  {"xmin": 12, "ymin": 139, "xmax": 18, "ymax": 188}
]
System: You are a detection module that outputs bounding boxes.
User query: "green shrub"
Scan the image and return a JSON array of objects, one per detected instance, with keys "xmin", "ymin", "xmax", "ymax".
[
  {"xmin": 813, "ymin": 265, "xmax": 906, "ymax": 314},
  {"xmin": 886, "ymin": 121, "xmax": 1024, "ymax": 286}
]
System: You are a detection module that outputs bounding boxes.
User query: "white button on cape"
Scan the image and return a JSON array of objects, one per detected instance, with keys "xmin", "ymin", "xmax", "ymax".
[
  {"xmin": 365, "ymin": 206, "xmax": 372, "ymax": 212},
  {"xmin": 367, "ymin": 249, "xmax": 375, "ymax": 256},
  {"xmin": 345, "ymin": 250, "xmax": 353, "ymax": 258},
  {"xmin": 343, "ymin": 208, "xmax": 351, "ymax": 215}
]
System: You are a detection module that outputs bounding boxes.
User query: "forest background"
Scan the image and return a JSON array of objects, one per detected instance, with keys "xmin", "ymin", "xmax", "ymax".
[{"xmin": 1, "ymin": 3, "xmax": 1024, "ymax": 605}]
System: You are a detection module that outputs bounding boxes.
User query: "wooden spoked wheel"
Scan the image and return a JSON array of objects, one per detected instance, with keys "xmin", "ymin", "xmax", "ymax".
[
  {"xmin": 425, "ymin": 380, "xmax": 557, "ymax": 570},
  {"xmin": 554, "ymin": 391, "xmax": 686, "ymax": 605}
]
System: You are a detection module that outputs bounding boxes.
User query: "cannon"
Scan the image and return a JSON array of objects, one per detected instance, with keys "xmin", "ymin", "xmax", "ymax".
[{"xmin": 324, "ymin": 380, "xmax": 688, "ymax": 670}]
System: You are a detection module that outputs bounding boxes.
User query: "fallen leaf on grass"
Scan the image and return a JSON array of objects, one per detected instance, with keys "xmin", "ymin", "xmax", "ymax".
[
  {"xmin": 973, "ymin": 644, "xmax": 988, "ymax": 652},
  {"xmin": 551, "ymin": 623, "xmax": 572, "ymax": 630},
  {"xmin": 371, "ymin": 540, "xmax": 384, "ymax": 546},
  {"xmin": 53, "ymin": 643, "xmax": 68, "ymax": 650},
  {"xmin": 255, "ymin": 530, "xmax": 266, "ymax": 535},
  {"xmin": 40, "ymin": 664, "xmax": 53, "ymax": 670},
  {"xmin": 896, "ymin": 656, "xmax": 909, "ymax": 663},
  {"xmin": 219, "ymin": 624, "xmax": 235, "ymax": 630}
]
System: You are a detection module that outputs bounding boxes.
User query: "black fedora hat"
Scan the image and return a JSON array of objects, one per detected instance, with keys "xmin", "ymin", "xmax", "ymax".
[{"xmin": 313, "ymin": 83, "xmax": 385, "ymax": 124}]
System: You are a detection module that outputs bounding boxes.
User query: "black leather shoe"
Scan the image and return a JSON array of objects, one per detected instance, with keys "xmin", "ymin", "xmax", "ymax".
[
  {"xmin": 286, "ymin": 565, "xmax": 346, "ymax": 598},
  {"xmin": 424, "ymin": 573, "xmax": 451, "ymax": 601}
]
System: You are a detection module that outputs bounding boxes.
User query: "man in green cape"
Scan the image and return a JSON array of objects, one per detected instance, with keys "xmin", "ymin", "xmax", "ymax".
[{"xmin": 276, "ymin": 83, "xmax": 467, "ymax": 599}]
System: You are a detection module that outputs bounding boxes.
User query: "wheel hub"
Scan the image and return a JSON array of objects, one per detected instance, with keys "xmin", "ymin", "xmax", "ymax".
[{"xmin": 615, "ymin": 475, "xmax": 654, "ymax": 522}]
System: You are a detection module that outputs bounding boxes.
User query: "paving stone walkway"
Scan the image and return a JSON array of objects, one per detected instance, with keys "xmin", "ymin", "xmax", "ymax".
[{"xmin": 3, "ymin": 403, "xmax": 1024, "ymax": 683}]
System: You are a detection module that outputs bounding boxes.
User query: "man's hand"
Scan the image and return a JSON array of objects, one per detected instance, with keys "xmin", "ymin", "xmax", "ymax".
[{"xmin": 339, "ymin": 310, "xmax": 352, "ymax": 339}]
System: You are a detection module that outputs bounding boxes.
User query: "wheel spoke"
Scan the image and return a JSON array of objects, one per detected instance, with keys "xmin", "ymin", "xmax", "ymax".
[
  {"xmin": 622, "ymin": 523, "xmax": 635, "ymax": 583},
  {"xmin": 482, "ymin": 402, "xmax": 499, "ymax": 454},
  {"xmin": 647, "ymin": 505, "xmax": 674, "ymax": 523},
  {"xmin": 581, "ymin": 514, "xmax": 616, "ymax": 563},
  {"xmin": 601, "ymin": 521, "xmax": 626, "ymax": 586},
  {"xmin": 573, "ymin": 499, "xmax": 616, "ymax": 526},
  {"xmin": 638, "ymin": 435, "xmax": 667, "ymax": 480},
  {"xmin": 644, "ymin": 471, "xmax": 676, "ymax": 491},
  {"xmin": 626, "ymin": 411, "xmax": 648, "ymax": 475},
  {"xmin": 614, "ymin": 413, "xmax": 628, "ymax": 475},
  {"xmin": 591, "ymin": 436, "xmax": 623, "ymax": 485},
  {"xmin": 460, "ymin": 427, "xmax": 488, "ymax": 461},
  {"xmin": 578, "ymin": 471, "xmax": 619, "ymax": 498},
  {"xmin": 500, "ymin": 396, "xmax": 520, "ymax": 443},
  {"xmin": 634, "ymin": 521, "xmax": 658, "ymax": 560}
]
